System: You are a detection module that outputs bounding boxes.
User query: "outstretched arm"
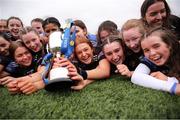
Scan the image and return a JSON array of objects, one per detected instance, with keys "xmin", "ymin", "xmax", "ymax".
[
  {"xmin": 131, "ymin": 63, "xmax": 179, "ymax": 94},
  {"xmin": 86, "ymin": 58, "xmax": 110, "ymax": 80}
]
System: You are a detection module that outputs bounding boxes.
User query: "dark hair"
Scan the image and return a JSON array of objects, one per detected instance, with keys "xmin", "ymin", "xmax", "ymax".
[
  {"xmin": 102, "ymin": 34, "xmax": 125, "ymax": 54},
  {"xmin": 142, "ymin": 27, "xmax": 180, "ymax": 79},
  {"xmin": 97, "ymin": 20, "xmax": 118, "ymax": 46},
  {"xmin": 42, "ymin": 17, "xmax": 61, "ymax": 29},
  {"xmin": 31, "ymin": 18, "xmax": 44, "ymax": 24},
  {"xmin": 0, "ymin": 32, "xmax": 12, "ymax": 42},
  {"xmin": 7, "ymin": 16, "xmax": 23, "ymax": 27},
  {"xmin": 74, "ymin": 20, "xmax": 87, "ymax": 33}
]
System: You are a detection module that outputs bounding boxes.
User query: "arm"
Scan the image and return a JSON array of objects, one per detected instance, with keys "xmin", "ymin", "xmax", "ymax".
[
  {"xmin": 86, "ymin": 59, "xmax": 110, "ymax": 79},
  {"xmin": 6, "ymin": 65, "xmax": 45, "ymax": 94},
  {"xmin": 131, "ymin": 63, "xmax": 178, "ymax": 93}
]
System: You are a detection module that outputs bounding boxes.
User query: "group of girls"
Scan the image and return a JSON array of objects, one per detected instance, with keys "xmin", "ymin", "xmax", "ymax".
[{"xmin": 0, "ymin": 0, "xmax": 179, "ymax": 95}]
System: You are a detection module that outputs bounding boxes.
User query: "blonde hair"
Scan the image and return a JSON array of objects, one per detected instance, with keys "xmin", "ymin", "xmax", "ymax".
[{"xmin": 121, "ymin": 19, "xmax": 145, "ymax": 35}]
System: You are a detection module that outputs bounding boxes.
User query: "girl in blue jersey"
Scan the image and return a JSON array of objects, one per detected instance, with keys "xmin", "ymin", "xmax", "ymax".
[
  {"xmin": 0, "ymin": 40, "xmax": 45, "ymax": 94},
  {"xmin": 131, "ymin": 27, "xmax": 180, "ymax": 95}
]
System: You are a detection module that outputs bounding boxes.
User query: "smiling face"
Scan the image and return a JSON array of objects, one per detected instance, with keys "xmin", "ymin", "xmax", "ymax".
[
  {"xmin": 8, "ymin": 19, "xmax": 23, "ymax": 39},
  {"xmin": 75, "ymin": 43, "xmax": 93, "ymax": 64},
  {"xmin": 141, "ymin": 35, "xmax": 170, "ymax": 66},
  {"xmin": 44, "ymin": 23, "xmax": 59, "ymax": 37},
  {"xmin": 21, "ymin": 31, "xmax": 42, "ymax": 52},
  {"xmin": 14, "ymin": 46, "xmax": 32, "ymax": 67},
  {"xmin": 103, "ymin": 41, "xmax": 125, "ymax": 65},
  {"xmin": 122, "ymin": 27, "xmax": 142, "ymax": 53},
  {"xmin": 145, "ymin": 1, "xmax": 167, "ymax": 27}
]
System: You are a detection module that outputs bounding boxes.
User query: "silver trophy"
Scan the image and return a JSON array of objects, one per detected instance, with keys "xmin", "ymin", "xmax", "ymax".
[
  {"xmin": 41, "ymin": 19, "xmax": 76, "ymax": 91},
  {"xmin": 48, "ymin": 31, "xmax": 72, "ymax": 82}
]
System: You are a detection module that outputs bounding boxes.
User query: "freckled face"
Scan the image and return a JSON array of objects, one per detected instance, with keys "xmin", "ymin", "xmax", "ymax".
[{"xmin": 75, "ymin": 43, "xmax": 93, "ymax": 64}]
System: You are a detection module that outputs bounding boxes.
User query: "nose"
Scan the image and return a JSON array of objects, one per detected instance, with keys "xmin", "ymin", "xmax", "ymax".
[
  {"xmin": 112, "ymin": 52, "xmax": 118, "ymax": 61},
  {"xmin": 0, "ymin": 47, "xmax": 5, "ymax": 52},
  {"xmin": 82, "ymin": 51, "xmax": 86, "ymax": 57},
  {"xmin": 156, "ymin": 13, "xmax": 163, "ymax": 20},
  {"xmin": 22, "ymin": 54, "xmax": 29, "ymax": 60},
  {"xmin": 129, "ymin": 41, "xmax": 136, "ymax": 48},
  {"xmin": 30, "ymin": 42, "xmax": 36, "ymax": 48},
  {"xmin": 149, "ymin": 49, "xmax": 156, "ymax": 56}
]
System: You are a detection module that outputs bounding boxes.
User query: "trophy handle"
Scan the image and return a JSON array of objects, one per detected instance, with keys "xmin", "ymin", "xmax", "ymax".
[{"xmin": 41, "ymin": 53, "xmax": 53, "ymax": 84}]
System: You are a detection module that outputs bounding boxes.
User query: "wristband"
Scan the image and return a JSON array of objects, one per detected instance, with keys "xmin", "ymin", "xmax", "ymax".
[{"xmin": 170, "ymin": 83, "xmax": 177, "ymax": 95}]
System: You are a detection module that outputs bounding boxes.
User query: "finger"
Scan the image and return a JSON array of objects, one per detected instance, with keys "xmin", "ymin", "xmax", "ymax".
[
  {"xmin": 22, "ymin": 86, "xmax": 36, "ymax": 94},
  {"xmin": 0, "ymin": 77, "xmax": 9, "ymax": 83},
  {"xmin": 8, "ymin": 87, "xmax": 19, "ymax": 93},
  {"xmin": 68, "ymin": 67, "xmax": 77, "ymax": 72},
  {"xmin": 150, "ymin": 72, "xmax": 157, "ymax": 77},
  {"xmin": 71, "ymin": 76, "xmax": 83, "ymax": 81},
  {"xmin": 6, "ymin": 81, "xmax": 18, "ymax": 88},
  {"xmin": 17, "ymin": 80, "xmax": 29, "ymax": 88},
  {"xmin": 68, "ymin": 71, "xmax": 78, "ymax": 77},
  {"xmin": 2, "ymin": 79, "xmax": 13, "ymax": 85},
  {"xmin": 19, "ymin": 82, "xmax": 33, "ymax": 91},
  {"xmin": 71, "ymin": 86, "xmax": 81, "ymax": 90}
]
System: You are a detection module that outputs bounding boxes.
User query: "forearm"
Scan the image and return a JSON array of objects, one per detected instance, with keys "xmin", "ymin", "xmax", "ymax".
[
  {"xmin": 17, "ymin": 72, "xmax": 42, "ymax": 82},
  {"xmin": 131, "ymin": 72, "xmax": 176, "ymax": 92},
  {"xmin": 87, "ymin": 59, "xmax": 110, "ymax": 79},
  {"xmin": 131, "ymin": 63, "xmax": 178, "ymax": 93}
]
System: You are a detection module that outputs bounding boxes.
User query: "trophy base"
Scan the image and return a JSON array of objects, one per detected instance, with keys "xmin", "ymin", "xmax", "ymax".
[{"xmin": 45, "ymin": 78, "xmax": 75, "ymax": 91}]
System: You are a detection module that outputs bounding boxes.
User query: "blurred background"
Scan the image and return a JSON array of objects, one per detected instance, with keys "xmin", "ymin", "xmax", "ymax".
[{"xmin": 0, "ymin": 0, "xmax": 180, "ymax": 33}]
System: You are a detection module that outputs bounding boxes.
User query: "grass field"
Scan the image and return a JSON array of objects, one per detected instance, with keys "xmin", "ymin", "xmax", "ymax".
[{"xmin": 1, "ymin": 75, "xmax": 180, "ymax": 119}]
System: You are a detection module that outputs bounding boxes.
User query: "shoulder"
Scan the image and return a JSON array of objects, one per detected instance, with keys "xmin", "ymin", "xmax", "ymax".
[{"xmin": 139, "ymin": 57, "xmax": 157, "ymax": 72}]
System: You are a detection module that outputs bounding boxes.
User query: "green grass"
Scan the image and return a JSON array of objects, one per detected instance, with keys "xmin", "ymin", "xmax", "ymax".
[{"xmin": 1, "ymin": 75, "xmax": 180, "ymax": 119}]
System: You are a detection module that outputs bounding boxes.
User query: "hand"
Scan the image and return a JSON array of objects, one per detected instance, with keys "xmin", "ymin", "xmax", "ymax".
[
  {"xmin": 53, "ymin": 57, "xmax": 75, "ymax": 69},
  {"xmin": 71, "ymin": 80, "xmax": 94, "ymax": 90},
  {"xmin": 6, "ymin": 81, "xmax": 20, "ymax": 94},
  {"xmin": 116, "ymin": 64, "xmax": 132, "ymax": 77},
  {"xmin": 67, "ymin": 65, "xmax": 83, "ymax": 81},
  {"xmin": 0, "ymin": 76, "xmax": 17, "ymax": 86},
  {"xmin": 17, "ymin": 79, "xmax": 38, "ymax": 95},
  {"xmin": 150, "ymin": 71, "xmax": 168, "ymax": 81}
]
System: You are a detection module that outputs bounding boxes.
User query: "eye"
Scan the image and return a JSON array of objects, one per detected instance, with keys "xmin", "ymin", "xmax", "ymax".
[
  {"xmin": 143, "ymin": 48, "xmax": 149, "ymax": 53},
  {"xmin": 152, "ymin": 43, "xmax": 160, "ymax": 49},
  {"xmin": 32, "ymin": 38, "xmax": 36, "ymax": 42},
  {"xmin": 25, "ymin": 41, "xmax": 30, "ymax": 45},
  {"xmin": 105, "ymin": 52, "xmax": 112, "ymax": 56},
  {"xmin": 160, "ymin": 9, "xmax": 166, "ymax": 14},
  {"xmin": 150, "ymin": 12, "xmax": 158, "ymax": 17},
  {"xmin": 52, "ymin": 28, "xmax": 57, "ymax": 32},
  {"xmin": 114, "ymin": 48, "xmax": 120, "ymax": 53},
  {"xmin": 45, "ymin": 30, "xmax": 50, "ymax": 33}
]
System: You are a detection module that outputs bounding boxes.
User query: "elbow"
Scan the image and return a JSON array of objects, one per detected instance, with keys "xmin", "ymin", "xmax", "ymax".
[{"xmin": 131, "ymin": 72, "xmax": 139, "ymax": 85}]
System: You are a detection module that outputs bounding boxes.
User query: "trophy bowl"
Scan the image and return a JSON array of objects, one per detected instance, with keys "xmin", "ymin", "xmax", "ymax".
[{"xmin": 44, "ymin": 31, "xmax": 74, "ymax": 91}]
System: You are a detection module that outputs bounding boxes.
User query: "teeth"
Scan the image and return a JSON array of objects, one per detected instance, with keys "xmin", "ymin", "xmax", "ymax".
[{"xmin": 152, "ymin": 56, "xmax": 161, "ymax": 62}]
